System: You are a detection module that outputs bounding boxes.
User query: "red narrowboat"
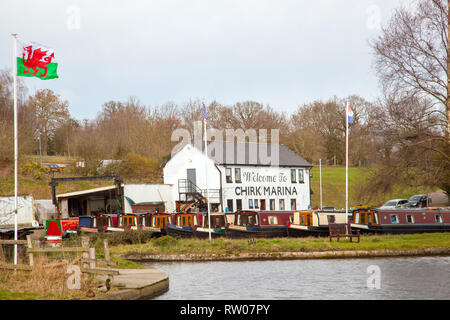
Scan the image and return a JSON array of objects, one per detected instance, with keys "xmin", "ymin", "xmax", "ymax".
[
  {"xmin": 351, "ymin": 207, "xmax": 450, "ymax": 234},
  {"xmin": 109, "ymin": 214, "xmax": 141, "ymax": 232},
  {"xmin": 193, "ymin": 213, "xmax": 227, "ymax": 238},
  {"xmin": 226, "ymin": 211, "xmax": 294, "ymax": 238}
]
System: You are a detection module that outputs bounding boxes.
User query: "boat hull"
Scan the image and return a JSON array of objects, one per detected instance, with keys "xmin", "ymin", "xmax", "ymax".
[
  {"xmin": 351, "ymin": 223, "xmax": 450, "ymax": 234},
  {"xmin": 286, "ymin": 224, "xmax": 328, "ymax": 237},
  {"xmin": 193, "ymin": 227, "xmax": 226, "ymax": 239},
  {"xmin": 166, "ymin": 224, "xmax": 194, "ymax": 238},
  {"xmin": 226, "ymin": 225, "xmax": 288, "ymax": 238}
]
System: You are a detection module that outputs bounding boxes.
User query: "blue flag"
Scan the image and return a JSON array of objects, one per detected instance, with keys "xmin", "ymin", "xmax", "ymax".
[{"xmin": 202, "ymin": 103, "xmax": 208, "ymax": 121}]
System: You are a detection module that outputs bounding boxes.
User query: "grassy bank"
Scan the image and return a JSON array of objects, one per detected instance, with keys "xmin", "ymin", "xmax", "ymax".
[
  {"xmin": 309, "ymin": 166, "xmax": 437, "ymax": 208},
  {"xmin": 110, "ymin": 233, "xmax": 450, "ymax": 258}
]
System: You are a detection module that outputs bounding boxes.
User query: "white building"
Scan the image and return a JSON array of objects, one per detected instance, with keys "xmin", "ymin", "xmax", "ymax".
[{"xmin": 163, "ymin": 142, "xmax": 313, "ymax": 212}]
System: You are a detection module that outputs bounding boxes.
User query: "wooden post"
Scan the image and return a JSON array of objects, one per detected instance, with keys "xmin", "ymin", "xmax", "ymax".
[
  {"xmin": 89, "ymin": 248, "xmax": 96, "ymax": 269},
  {"xmin": 103, "ymin": 239, "xmax": 110, "ymax": 262},
  {"xmin": 0, "ymin": 242, "xmax": 4, "ymax": 262},
  {"xmin": 26, "ymin": 235, "xmax": 34, "ymax": 267},
  {"xmin": 81, "ymin": 236, "xmax": 89, "ymax": 270}
]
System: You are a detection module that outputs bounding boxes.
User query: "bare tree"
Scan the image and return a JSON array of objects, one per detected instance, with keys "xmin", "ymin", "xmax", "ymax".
[
  {"xmin": 371, "ymin": 0, "xmax": 448, "ymax": 137},
  {"xmin": 28, "ymin": 89, "xmax": 70, "ymax": 156}
]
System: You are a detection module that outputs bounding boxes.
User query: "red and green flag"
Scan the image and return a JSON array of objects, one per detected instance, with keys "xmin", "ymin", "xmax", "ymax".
[{"xmin": 16, "ymin": 39, "xmax": 58, "ymax": 80}]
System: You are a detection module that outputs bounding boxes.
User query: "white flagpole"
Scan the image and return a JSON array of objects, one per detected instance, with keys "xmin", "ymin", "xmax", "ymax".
[
  {"xmin": 12, "ymin": 33, "xmax": 18, "ymax": 265},
  {"xmin": 319, "ymin": 159, "xmax": 322, "ymax": 210},
  {"xmin": 203, "ymin": 104, "xmax": 212, "ymax": 241},
  {"xmin": 345, "ymin": 101, "xmax": 349, "ymax": 224}
]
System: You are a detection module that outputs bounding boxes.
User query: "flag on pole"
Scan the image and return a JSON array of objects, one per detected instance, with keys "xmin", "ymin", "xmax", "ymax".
[
  {"xmin": 347, "ymin": 104, "xmax": 354, "ymax": 124},
  {"xmin": 202, "ymin": 102, "xmax": 208, "ymax": 122},
  {"xmin": 16, "ymin": 39, "xmax": 58, "ymax": 80}
]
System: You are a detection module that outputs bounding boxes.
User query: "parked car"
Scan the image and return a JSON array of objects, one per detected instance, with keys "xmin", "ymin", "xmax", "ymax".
[
  {"xmin": 408, "ymin": 194, "xmax": 431, "ymax": 208},
  {"xmin": 379, "ymin": 199, "xmax": 409, "ymax": 209}
]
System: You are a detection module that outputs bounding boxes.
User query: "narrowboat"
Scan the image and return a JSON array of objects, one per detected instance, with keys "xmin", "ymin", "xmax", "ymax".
[
  {"xmin": 166, "ymin": 212, "xmax": 204, "ymax": 238},
  {"xmin": 287, "ymin": 210, "xmax": 348, "ymax": 237},
  {"xmin": 78, "ymin": 215, "xmax": 119, "ymax": 233},
  {"xmin": 140, "ymin": 213, "xmax": 173, "ymax": 235},
  {"xmin": 127, "ymin": 213, "xmax": 152, "ymax": 230},
  {"xmin": 78, "ymin": 216, "xmax": 99, "ymax": 233},
  {"xmin": 118, "ymin": 214, "xmax": 141, "ymax": 230},
  {"xmin": 226, "ymin": 211, "xmax": 294, "ymax": 238},
  {"xmin": 95, "ymin": 214, "xmax": 119, "ymax": 232},
  {"xmin": 45, "ymin": 218, "xmax": 79, "ymax": 243},
  {"xmin": 193, "ymin": 213, "xmax": 227, "ymax": 238},
  {"xmin": 350, "ymin": 207, "xmax": 450, "ymax": 234}
]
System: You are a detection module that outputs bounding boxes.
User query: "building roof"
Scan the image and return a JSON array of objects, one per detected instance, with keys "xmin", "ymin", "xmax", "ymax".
[
  {"xmin": 56, "ymin": 185, "xmax": 117, "ymax": 199},
  {"xmin": 168, "ymin": 141, "xmax": 312, "ymax": 168}
]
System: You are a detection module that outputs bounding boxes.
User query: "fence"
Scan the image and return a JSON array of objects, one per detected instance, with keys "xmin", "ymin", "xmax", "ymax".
[{"xmin": 0, "ymin": 236, "xmax": 118, "ymax": 275}]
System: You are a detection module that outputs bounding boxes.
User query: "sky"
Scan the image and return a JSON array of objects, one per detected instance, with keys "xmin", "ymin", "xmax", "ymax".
[{"xmin": 0, "ymin": 0, "xmax": 410, "ymax": 120}]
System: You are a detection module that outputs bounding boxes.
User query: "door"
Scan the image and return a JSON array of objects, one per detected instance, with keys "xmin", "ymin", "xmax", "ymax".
[
  {"xmin": 187, "ymin": 169, "xmax": 196, "ymax": 192},
  {"xmin": 260, "ymin": 199, "xmax": 266, "ymax": 211}
]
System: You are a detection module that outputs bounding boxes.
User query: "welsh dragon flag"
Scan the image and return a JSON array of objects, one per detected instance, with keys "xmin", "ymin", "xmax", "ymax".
[{"xmin": 16, "ymin": 39, "xmax": 58, "ymax": 80}]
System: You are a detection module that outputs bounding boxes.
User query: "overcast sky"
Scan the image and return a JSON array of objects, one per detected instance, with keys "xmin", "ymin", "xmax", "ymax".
[{"xmin": 0, "ymin": 0, "xmax": 410, "ymax": 120}]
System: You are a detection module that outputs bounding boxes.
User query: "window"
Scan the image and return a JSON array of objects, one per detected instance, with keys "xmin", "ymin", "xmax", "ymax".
[
  {"xmin": 390, "ymin": 215, "xmax": 399, "ymax": 224},
  {"xmin": 406, "ymin": 215, "xmax": 415, "ymax": 224},
  {"xmin": 235, "ymin": 168, "xmax": 242, "ymax": 183},
  {"xmin": 327, "ymin": 215, "xmax": 336, "ymax": 223},
  {"xmin": 268, "ymin": 216, "xmax": 279, "ymax": 225},
  {"xmin": 354, "ymin": 213, "xmax": 360, "ymax": 224},
  {"xmin": 254, "ymin": 199, "xmax": 259, "ymax": 209},
  {"xmin": 398, "ymin": 200, "xmax": 408, "ymax": 206},
  {"xmin": 227, "ymin": 199, "xmax": 234, "ymax": 212},
  {"xmin": 435, "ymin": 215, "xmax": 443, "ymax": 223},
  {"xmin": 248, "ymin": 215, "xmax": 254, "ymax": 226},
  {"xmin": 291, "ymin": 199, "xmax": 297, "ymax": 211},
  {"xmin": 300, "ymin": 215, "xmax": 305, "ymax": 225},
  {"xmin": 226, "ymin": 168, "xmax": 232, "ymax": 183},
  {"xmin": 298, "ymin": 169, "xmax": 304, "ymax": 183},
  {"xmin": 279, "ymin": 199, "xmax": 285, "ymax": 211},
  {"xmin": 236, "ymin": 199, "xmax": 242, "ymax": 211},
  {"xmin": 249, "ymin": 199, "xmax": 254, "ymax": 209},
  {"xmin": 270, "ymin": 199, "xmax": 275, "ymax": 211},
  {"xmin": 361, "ymin": 214, "xmax": 366, "ymax": 224},
  {"xmin": 291, "ymin": 169, "xmax": 297, "ymax": 183}
]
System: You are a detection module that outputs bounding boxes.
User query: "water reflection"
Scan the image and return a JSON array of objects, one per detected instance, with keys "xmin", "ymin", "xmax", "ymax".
[{"xmin": 144, "ymin": 257, "xmax": 450, "ymax": 300}]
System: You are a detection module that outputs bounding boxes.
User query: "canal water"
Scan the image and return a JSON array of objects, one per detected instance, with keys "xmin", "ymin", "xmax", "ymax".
[{"xmin": 145, "ymin": 257, "xmax": 450, "ymax": 300}]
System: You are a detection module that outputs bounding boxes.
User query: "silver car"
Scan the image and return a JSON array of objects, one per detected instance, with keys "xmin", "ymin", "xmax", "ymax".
[{"xmin": 379, "ymin": 199, "xmax": 409, "ymax": 209}]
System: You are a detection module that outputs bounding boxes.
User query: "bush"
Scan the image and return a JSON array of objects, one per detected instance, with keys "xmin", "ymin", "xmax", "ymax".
[
  {"xmin": 87, "ymin": 230, "xmax": 155, "ymax": 247},
  {"xmin": 153, "ymin": 235, "xmax": 177, "ymax": 248},
  {"xmin": 21, "ymin": 161, "xmax": 47, "ymax": 180}
]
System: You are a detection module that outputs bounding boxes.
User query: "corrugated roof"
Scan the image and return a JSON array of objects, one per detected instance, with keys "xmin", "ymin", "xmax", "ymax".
[{"xmin": 56, "ymin": 185, "xmax": 117, "ymax": 198}]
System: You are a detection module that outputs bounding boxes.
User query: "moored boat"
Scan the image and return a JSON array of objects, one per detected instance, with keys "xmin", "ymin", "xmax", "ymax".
[
  {"xmin": 78, "ymin": 216, "xmax": 98, "ymax": 233},
  {"xmin": 193, "ymin": 212, "xmax": 227, "ymax": 238},
  {"xmin": 106, "ymin": 214, "xmax": 141, "ymax": 232},
  {"xmin": 226, "ymin": 210, "xmax": 293, "ymax": 238},
  {"xmin": 350, "ymin": 207, "xmax": 450, "ymax": 234},
  {"xmin": 287, "ymin": 209, "xmax": 348, "ymax": 237},
  {"xmin": 166, "ymin": 212, "xmax": 204, "ymax": 238},
  {"xmin": 138, "ymin": 212, "xmax": 173, "ymax": 236}
]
